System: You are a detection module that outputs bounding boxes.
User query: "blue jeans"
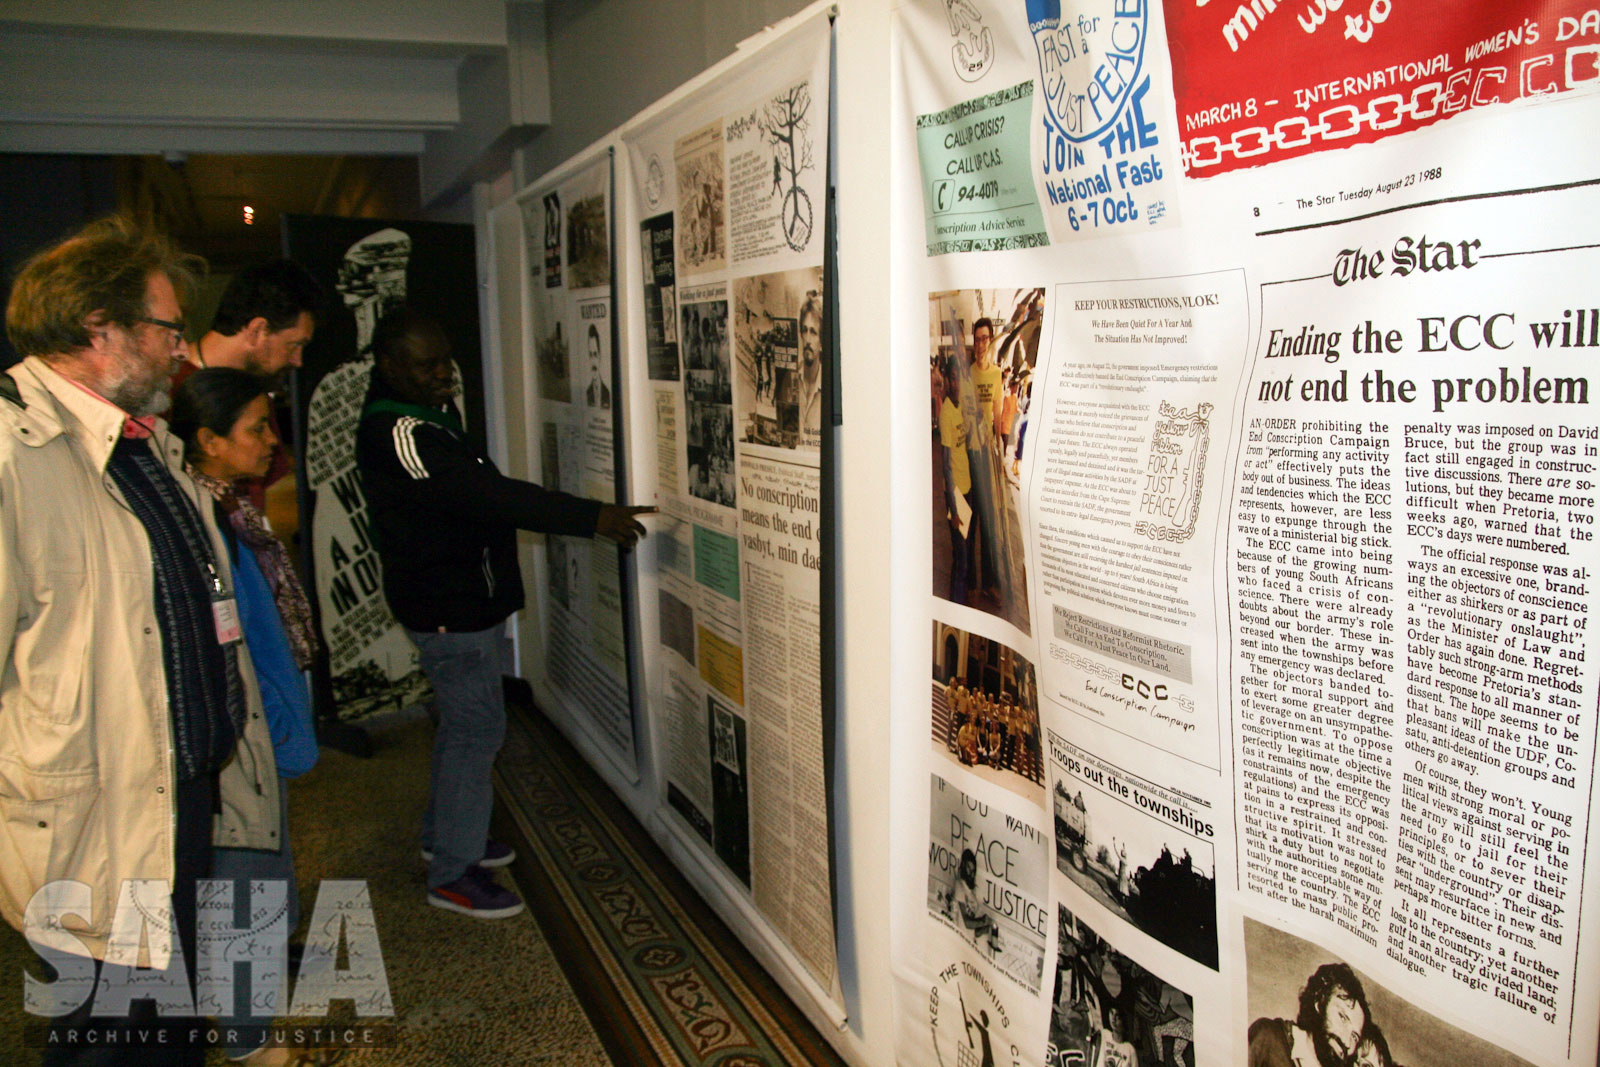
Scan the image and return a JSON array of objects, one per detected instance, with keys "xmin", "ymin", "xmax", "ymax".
[{"xmin": 408, "ymin": 627, "xmax": 506, "ymax": 889}]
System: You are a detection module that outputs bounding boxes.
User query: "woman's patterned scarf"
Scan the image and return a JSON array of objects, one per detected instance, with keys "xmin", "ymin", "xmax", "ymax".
[{"xmin": 189, "ymin": 465, "xmax": 320, "ymax": 671}]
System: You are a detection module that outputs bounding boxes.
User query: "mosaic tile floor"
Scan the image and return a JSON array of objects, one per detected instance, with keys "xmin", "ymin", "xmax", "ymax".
[
  {"xmin": 0, "ymin": 709, "xmax": 609, "ymax": 1066},
  {"xmin": 0, "ymin": 702, "xmax": 846, "ymax": 1067},
  {"xmin": 495, "ymin": 702, "xmax": 849, "ymax": 1067}
]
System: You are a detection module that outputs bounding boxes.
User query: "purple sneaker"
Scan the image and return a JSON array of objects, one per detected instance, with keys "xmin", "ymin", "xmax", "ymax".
[
  {"xmin": 427, "ymin": 871, "xmax": 525, "ymax": 919},
  {"xmin": 421, "ymin": 838, "xmax": 516, "ymax": 868}
]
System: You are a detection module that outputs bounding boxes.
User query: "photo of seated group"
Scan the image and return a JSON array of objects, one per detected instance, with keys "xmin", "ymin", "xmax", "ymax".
[{"xmin": 930, "ymin": 620, "xmax": 1044, "ymax": 803}]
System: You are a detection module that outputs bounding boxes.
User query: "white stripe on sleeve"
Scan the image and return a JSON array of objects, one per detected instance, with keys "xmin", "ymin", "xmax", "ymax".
[{"xmin": 393, "ymin": 417, "xmax": 430, "ymax": 479}]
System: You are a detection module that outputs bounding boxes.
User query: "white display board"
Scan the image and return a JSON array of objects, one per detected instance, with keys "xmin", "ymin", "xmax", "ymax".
[
  {"xmin": 488, "ymin": 1, "xmax": 845, "ymax": 1029},
  {"xmin": 516, "ymin": 149, "xmax": 639, "ymax": 775},
  {"xmin": 622, "ymin": 5, "xmax": 840, "ymax": 1001},
  {"xmin": 890, "ymin": 2, "xmax": 1600, "ymax": 1066}
]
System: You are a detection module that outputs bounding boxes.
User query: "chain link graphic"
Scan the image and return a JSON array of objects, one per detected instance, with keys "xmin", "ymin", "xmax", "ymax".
[{"xmin": 1181, "ymin": 80, "xmax": 1452, "ymax": 169}]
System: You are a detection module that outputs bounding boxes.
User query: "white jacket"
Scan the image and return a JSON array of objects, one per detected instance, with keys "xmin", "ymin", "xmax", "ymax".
[{"xmin": 0, "ymin": 356, "xmax": 280, "ymax": 965}]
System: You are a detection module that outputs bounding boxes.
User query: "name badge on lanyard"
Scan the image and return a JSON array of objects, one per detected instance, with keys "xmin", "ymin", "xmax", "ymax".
[{"xmin": 206, "ymin": 561, "xmax": 243, "ymax": 645}]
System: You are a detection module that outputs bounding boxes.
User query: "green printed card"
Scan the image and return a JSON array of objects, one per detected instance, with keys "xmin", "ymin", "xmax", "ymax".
[{"xmin": 916, "ymin": 80, "xmax": 1048, "ymax": 256}]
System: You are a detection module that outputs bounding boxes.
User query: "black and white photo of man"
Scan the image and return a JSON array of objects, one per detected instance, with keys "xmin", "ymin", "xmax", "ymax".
[
  {"xmin": 1244, "ymin": 918, "xmax": 1540, "ymax": 1067},
  {"xmin": 798, "ymin": 288, "xmax": 823, "ymax": 441},
  {"xmin": 1248, "ymin": 963, "xmax": 1369, "ymax": 1067},
  {"xmin": 585, "ymin": 323, "xmax": 611, "ymax": 410}
]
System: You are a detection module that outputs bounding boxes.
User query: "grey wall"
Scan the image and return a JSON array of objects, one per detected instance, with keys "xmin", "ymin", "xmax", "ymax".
[{"xmin": 517, "ymin": 0, "xmax": 811, "ymax": 184}]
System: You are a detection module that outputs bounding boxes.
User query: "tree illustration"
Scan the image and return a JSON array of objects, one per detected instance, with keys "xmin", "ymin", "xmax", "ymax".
[
  {"xmin": 760, "ymin": 83, "xmax": 818, "ymax": 250},
  {"xmin": 761, "ymin": 83, "xmax": 813, "ymax": 183}
]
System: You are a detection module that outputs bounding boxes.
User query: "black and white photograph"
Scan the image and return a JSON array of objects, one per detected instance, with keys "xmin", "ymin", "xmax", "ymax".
[
  {"xmin": 1051, "ymin": 743, "xmax": 1217, "ymax": 969},
  {"xmin": 583, "ymin": 320, "xmax": 611, "ymax": 410},
  {"xmin": 927, "ymin": 774, "xmax": 1048, "ymax": 994},
  {"xmin": 733, "ymin": 266, "xmax": 822, "ymax": 451},
  {"xmin": 565, "ymin": 182, "xmax": 608, "ymax": 290},
  {"xmin": 682, "ymin": 297, "xmax": 735, "ymax": 508},
  {"xmin": 709, "ymin": 697, "xmax": 751, "ymax": 887},
  {"xmin": 1049, "ymin": 905, "xmax": 1195, "ymax": 1067},
  {"xmin": 640, "ymin": 211, "xmax": 680, "ymax": 380},
  {"xmin": 542, "ymin": 190, "xmax": 561, "ymax": 287},
  {"xmin": 674, "ymin": 120, "xmax": 727, "ymax": 277},
  {"xmin": 930, "ymin": 621, "xmax": 1044, "ymax": 804},
  {"xmin": 685, "ymin": 403, "xmax": 735, "ymax": 509},
  {"xmin": 683, "ymin": 298, "xmax": 732, "ymax": 404},
  {"xmin": 537, "ymin": 318, "xmax": 572, "ymax": 403},
  {"xmin": 1245, "ymin": 920, "xmax": 1535, "ymax": 1067}
]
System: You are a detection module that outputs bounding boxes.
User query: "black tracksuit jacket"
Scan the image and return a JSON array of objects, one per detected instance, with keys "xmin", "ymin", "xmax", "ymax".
[{"xmin": 355, "ymin": 376, "xmax": 601, "ymax": 632}]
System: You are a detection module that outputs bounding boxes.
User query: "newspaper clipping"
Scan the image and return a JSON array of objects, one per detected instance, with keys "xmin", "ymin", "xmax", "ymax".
[
  {"xmin": 895, "ymin": 1, "xmax": 1600, "ymax": 1064},
  {"xmin": 521, "ymin": 153, "xmax": 636, "ymax": 766},
  {"xmin": 626, "ymin": 9, "xmax": 838, "ymax": 995}
]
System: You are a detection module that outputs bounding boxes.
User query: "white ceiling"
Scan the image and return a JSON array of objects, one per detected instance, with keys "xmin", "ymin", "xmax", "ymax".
[{"xmin": 0, "ymin": 0, "xmax": 549, "ymax": 206}]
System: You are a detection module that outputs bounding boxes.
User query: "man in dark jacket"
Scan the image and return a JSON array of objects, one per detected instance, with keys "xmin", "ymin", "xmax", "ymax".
[{"xmin": 356, "ymin": 307, "xmax": 651, "ymax": 918}]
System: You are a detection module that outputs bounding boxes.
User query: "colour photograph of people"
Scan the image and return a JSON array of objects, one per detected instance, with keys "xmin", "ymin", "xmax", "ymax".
[
  {"xmin": 929, "ymin": 287, "xmax": 1043, "ymax": 635},
  {"xmin": 1244, "ymin": 919, "xmax": 1537, "ymax": 1067},
  {"xmin": 931, "ymin": 620, "xmax": 1044, "ymax": 804}
]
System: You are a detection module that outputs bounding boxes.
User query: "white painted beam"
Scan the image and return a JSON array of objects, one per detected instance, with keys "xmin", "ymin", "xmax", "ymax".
[
  {"xmin": 417, "ymin": 1, "xmax": 550, "ymax": 209},
  {"xmin": 0, "ymin": 0, "xmax": 508, "ymax": 52},
  {"xmin": 0, "ymin": 31, "xmax": 460, "ymax": 131},
  {"xmin": 506, "ymin": 0, "xmax": 549, "ymax": 127},
  {"xmin": 0, "ymin": 122, "xmax": 428, "ymax": 157}
]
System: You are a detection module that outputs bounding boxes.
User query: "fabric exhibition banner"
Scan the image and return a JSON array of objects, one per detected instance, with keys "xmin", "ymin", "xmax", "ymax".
[
  {"xmin": 284, "ymin": 215, "xmax": 484, "ymax": 722},
  {"xmin": 623, "ymin": 7, "xmax": 838, "ymax": 997},
  {"xmin": 894, "ymin": 2, "xmax": 1600, "ymax": 1066},
  {"xmin": 518, "ymin": 150, "xmax": 638, "ymax": 771}
]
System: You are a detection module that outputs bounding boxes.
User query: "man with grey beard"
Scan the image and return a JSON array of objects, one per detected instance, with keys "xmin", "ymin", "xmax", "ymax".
[{"xmin": 1, "ymin": 216, "xmax": 280, "ymax": 1065}]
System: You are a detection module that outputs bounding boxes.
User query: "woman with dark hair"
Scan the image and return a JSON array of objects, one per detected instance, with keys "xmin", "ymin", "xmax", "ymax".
[{"xmin": 171, "ymin": 368, "xmax": 323, "ymax": 1065}]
